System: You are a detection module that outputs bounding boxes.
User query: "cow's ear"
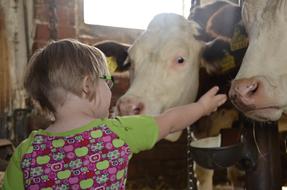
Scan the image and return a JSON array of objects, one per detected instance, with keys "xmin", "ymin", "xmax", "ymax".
[
  {"xmin": 189, "ymin": 1, "xmax": 241, "ymax": 42},
  {"xmin": 200, "ymin": 38, "xmax": 235, "ymax": 76},
  {"xmin": 94, "ymin": 40, "xmax": 131, "ymax": 73},
  {"xmin": 242, "ymin": 0, "xmax": 268, "ymax": 34}
]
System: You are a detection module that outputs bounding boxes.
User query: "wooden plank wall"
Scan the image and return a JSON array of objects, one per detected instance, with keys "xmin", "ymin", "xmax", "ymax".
[{"xmin": 0, "ymin": 7, "xmax": 11, "ymax": 114}]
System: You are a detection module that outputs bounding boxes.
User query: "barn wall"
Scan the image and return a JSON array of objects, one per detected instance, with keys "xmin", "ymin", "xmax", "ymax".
[
  {"xmin": 0, "ymin": 8, "xmax": 11, "ymax": 114},
  {"xmin": 33, "ymin": 0, "xmax": 142, "ymax": 49},
  {"xmin": 0, "ymin": 0, "xmax": 34, "ymax": 114}
]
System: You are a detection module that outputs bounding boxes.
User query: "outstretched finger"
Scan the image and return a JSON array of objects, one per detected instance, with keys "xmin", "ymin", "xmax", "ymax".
[{"xmin": 206, "ymin": 86, "xmax": 220, "ymax": 96}]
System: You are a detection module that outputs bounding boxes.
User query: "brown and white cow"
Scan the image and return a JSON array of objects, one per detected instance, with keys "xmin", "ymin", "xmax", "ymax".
[
  {"xmin": 229, "ymin": 0, "xmax": 287, "ymax": 122},
  {"xmin": 116, "ymin": 13, "xmax": 202, "ymax": 138}
]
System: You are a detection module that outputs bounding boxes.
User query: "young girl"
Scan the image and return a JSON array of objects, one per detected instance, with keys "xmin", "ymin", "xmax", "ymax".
[{"xmin": 3, "ymin": 39, "xmax": 226, "ymax": 190}]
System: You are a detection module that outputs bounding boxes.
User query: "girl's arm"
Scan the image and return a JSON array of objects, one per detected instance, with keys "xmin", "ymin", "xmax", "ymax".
[{"xmin": 155, "ymin": 86, "xmax": 227, "ymax": 141}]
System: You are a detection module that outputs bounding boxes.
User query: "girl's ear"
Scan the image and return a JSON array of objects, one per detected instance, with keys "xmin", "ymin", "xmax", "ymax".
[{"xmin": 82, "ymin": 75, "xmax": 94, "ymax": 99}]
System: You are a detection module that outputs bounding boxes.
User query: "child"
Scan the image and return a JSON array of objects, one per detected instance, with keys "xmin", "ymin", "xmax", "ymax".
[{"xmin": 3, "ymin": 39, "xmax": 227, "ymax": 190}]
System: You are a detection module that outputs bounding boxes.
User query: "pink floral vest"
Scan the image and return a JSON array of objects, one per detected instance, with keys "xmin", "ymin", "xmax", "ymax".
[{"xmin": 21, "ymin": 124, "xmax": 131, "ymax": 190}]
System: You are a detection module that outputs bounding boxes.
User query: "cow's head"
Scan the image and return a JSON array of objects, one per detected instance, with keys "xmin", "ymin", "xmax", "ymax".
[
  {"xmin": 115, "ymin": 13, "xmax": 203, "ymax": 141},
  {"xmin": 229, "ymin": 0, "xmax": 287, "ymax": 121}
]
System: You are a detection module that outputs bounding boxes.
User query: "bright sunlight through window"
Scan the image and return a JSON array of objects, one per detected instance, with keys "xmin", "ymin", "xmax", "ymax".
[{"xmin": 84, "ymin": 0, "xmax": 191, "ymax": 30}]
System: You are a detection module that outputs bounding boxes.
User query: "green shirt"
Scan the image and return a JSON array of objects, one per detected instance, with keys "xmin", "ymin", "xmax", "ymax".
[{"xmin": 3, "ymin": 115, "xmax": 158, "ymax": 190}]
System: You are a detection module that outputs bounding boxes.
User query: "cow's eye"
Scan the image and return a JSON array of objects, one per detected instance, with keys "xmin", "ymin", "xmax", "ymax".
[{"xmin": 176, "ymin": 56, "xmax": 185, "ymax": 64}]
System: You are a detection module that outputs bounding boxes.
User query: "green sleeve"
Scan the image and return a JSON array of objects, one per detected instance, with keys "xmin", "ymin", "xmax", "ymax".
[
  {"xmin": 106, "ymin": 115, "xmax": 159, "ymax": 154},
  {"xmin": 3, "ymin": 133, "xmax": 35, "ymax": 190},
  {"xmin": 3, "ymin": 150, "xmax": 24, "ymax": 190}
]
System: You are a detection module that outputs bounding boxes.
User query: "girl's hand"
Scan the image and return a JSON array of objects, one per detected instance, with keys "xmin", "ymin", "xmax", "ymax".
[{"xmin": 198, "ymin": 86, "xmax": 227, "ymax": 116}]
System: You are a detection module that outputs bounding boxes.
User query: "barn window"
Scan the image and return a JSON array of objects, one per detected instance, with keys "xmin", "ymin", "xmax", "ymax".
[{"xmin": 84, "ymin": 0, "xmax": 191, "ymax": 30}]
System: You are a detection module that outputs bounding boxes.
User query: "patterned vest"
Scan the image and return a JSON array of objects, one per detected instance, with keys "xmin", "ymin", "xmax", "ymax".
[{"xmin": 21, "ymin": 124, "xmax": 131, "ymax": 190}]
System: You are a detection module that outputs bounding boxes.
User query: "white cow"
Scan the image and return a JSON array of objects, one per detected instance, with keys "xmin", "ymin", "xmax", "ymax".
[
  {"xmin": 114, "ymin": 11, "xmax": 244, "ymax": 189},
  {"xmin": 116, "ymin": 13, "xmax": 202, "ymax": 141},
  {"xmin": 229, "ymin": 0, "xmax": 287, "ymax": 122}
]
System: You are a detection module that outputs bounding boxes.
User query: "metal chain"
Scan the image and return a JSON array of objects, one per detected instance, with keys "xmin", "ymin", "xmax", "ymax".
[{"xmin": 187, "ymin": 126, "xmax": 197, "ymax": 190}]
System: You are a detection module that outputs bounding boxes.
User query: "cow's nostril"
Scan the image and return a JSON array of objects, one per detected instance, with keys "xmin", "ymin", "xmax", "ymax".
[
  {"xmin": 116, "ymin": 97, "xmax": 144, "ymax": 115},
  {"xmin": 133, "ymin": 108, "xmax": 141, "ymax": 114},
  {"xmin": 232, "ymin": 79, "xmax": 260, "ymax": 98},
  {"xmin": 247, "ymin": 82, "xmax": 258, "ymax": 97},
  {"xmin": 229, "ymin": 94, "xmax": 237, "ymax": 101},
  {"xmin": 132, "ymin": 102, "xmax": 144, "ymax": 115}
]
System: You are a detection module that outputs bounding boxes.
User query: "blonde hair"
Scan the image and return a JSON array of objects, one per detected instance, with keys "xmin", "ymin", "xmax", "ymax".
[{"xmin": 24, "ymin": 39, "xmax": 109, "ymax": 113}]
